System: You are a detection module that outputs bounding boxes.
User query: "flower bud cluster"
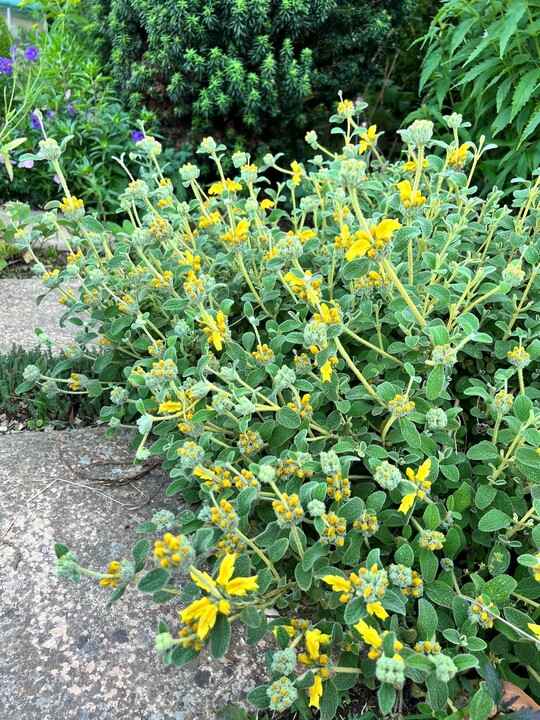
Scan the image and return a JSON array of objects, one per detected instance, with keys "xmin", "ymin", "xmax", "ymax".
[
  {"xmin": 153, "ymin": 533, "xmax": 195, "ymax": 571},
  {"xmin": 267, "ymin": 677, "xmax": 298, "ymax": 712},
  {"xmin": 177, "ymin": 441, "xmax": 205, "ymax": 469},
  {"xmin": 425, "ymin": 408, "xmax": 448, "ymax": 430},
  {"xmin": 353, "ymin": 511, "xmax": 379, "ymax": 537},
  {"xmin": 373, "ymin": 461, "xmax": 402, "ymax": 490},
  {"xmin": 418, "ymin": 529, "xmax": 445, "ymax": 552},
  {"xmin": 272, "ymin": 493, "xmax": 304, "ymax": 528}
]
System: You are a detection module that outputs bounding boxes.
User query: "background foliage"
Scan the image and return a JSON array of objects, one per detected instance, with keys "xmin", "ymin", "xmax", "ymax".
[
  {"xmin": 89, "ymin": 0, "xmax": 414, "ymax": 152},
  {"xmin": 418, "ymin": 0, "xmax": 540, "ymax": 189}
]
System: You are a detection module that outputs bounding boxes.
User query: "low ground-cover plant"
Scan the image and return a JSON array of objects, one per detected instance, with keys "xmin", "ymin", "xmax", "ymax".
[
  {"xmin": 0, "ymin": 345, "xmax": 104, "ymax": 427},
  {"xmin": 418, "ymin": 0, "xmax": 540, "ymax": 191},
  {"xmin": 20, "ymin": 106, "xmax": 540, "ymax": 718}
]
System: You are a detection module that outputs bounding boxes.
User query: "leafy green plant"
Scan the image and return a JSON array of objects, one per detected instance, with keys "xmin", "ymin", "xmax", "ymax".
[
  {"xmin": 21, "ymin": 106, "xmax": 540, "ymax": 718},
  {"xmin": 0, "ymin": 345, "xmax": 104, "ymax": 426},
  {"xmin": 89, "ymin": 0, "xmax": 413, "ymax": 151},
  {"xmin": 418, "ymin": 0, "xmax": 540, "ymax": 189},
  {"xmin": 0, "ymin": 14, "xmax": 12, "ymax": 58},
  {"xmin": 0, "ymin": 0, "xmax": 159, "ymax": 215}
]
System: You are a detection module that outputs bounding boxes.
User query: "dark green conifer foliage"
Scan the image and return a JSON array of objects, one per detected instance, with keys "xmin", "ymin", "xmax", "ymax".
[{"xmin": 89, "ymin": 0, "xmax": 412, "ymax": 145}]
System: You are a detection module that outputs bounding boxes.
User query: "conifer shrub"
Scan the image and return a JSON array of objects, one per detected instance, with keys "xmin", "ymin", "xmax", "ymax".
[
  {"xmin": 17, "ymin": 105, "xmax": 540, "ymax": 718},
  {"xmin": 88, "ymin": 0, "xmax": 413, "ymax": 148}
]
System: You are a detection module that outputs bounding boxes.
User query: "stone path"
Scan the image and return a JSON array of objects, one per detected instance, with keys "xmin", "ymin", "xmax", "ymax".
[
  {"xmin": 0, "ymin": 427, "xmax": 266, "ymax": 720},
  {"xmin": 0, "ymin": 278, "xmax": 80, "ymax": 353}
]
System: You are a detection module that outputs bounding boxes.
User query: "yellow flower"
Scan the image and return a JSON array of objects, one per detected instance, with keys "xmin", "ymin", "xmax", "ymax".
[
  {"xmin": 59, "ymin": 195, "xmax": 84, "ymax": 213},
  {"xmin": 396, "ymin": 180, "xmax": 426, "ymax": 209},
  {"xmin": 200, "ymin": 309, "xmax": 228, "ymax": 351},
  {"xmin": 290, "ymin": 161, "xmax": 303, "ymax": 186},
  {"xmin": 354, "ymin": 618, "xmax": 382, "ymax": 648},
  {"xmin": 320, "ymin": 360, "xmax": 333, "ymax": 383},
  {"xmin": 366, "ymin": 601, "xmax": 389, "ymax": 620},
  {"xmin": 180, "ymin": 554, "xmax": 258, "ymax": 639},
  {"xmin": 448, "ymin": 143, "xmax": 469, "ymax": 168},
  {"xmin": 398, "ymin": 493, "xmax": 416, "ymax": 514},
  {"xmin": 337, "ymin": 99, "xmax": 354, "ymax": 116},
  {"xmin": 208, "ymin": 178, "xmax": 242, "ymax": 195},
  {"xmin": 321, "ymin": 574, "xmax": 352, "ymax": 593},
  {"xmin": 305, "ymin": 628, "xmax": 331, "ymax": 660},
  {"xmin": 260, "ymin": 199, "xmax": 275, "ymax": 210},
  {"xmin": 359, "ymin": 125, "xmax": 378, "ymax": 154},
  {"xmin": 403, "ymin": 158, "xmax": 428, "ymax": 172},
  {"xmin": 309, "ymin": 674, "xmax": 323, "ymax": 708},
  {"xmin": 399, "ymin": 459, "xmax": 432, "ymax": 514},
  {"xmin": 345, "ymin": 219, "xmax": 402, "ymax": 261},
  {"xmin": 100, "ymin": 561, "xmax": 121, "ymax": 587}
]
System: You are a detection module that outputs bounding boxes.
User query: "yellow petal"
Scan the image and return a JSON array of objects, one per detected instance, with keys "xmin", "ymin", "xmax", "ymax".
[
  {"xmin": 353, "ymin": 618, "xmax": 382, "ymax": 648},
  {"xmin": 396, "ymin": 180, "xmax": 412, "ymax": 195},
  {"xmin": 212, "ymin": 331, "xmax": 223, "ymax": 351},
  {"xmin": 309, "ymin": 674, "xmax": 323, "ymax": 709},
  {"xmin": 367, "ymin": 602, "xmax": 389, "ymax": 620},
  {"xmin": 398, "ymin": 493, "xmax": 416, "ymax": 515},
  {"xmin": 219, "ymin": 599, "xmax": 231, "ymax": 615},
  {"xmin": 528, "ymin": 623, "xmax": 540, "ymax": 638},
  {"xmin": 194, "ymin": 465, "xmax": 214, "ymax": 480},
  {"xmin": 158, "ymin": 401, "xmax": 184, "ymax": 414},
  {"xmin": 305, "ymin": 629, "xmax": 325, "ymax": 660},
  {"xmin": 375, "ymin": 218, "xmax": 402, "ymax": 241},
  {"xmin": 322, "ymin": 575, "xmax": 352, "ymax": 593},
  {"xmin": 298, "ymin": 652, "xmax": 313, "ymax": 666},
  {"xmin": 320, "ymin": 360, "xmax": 333, "ymax": 383},
  {"xmin": 345, "ymin": 237, "xmax": 371, "ymax": 261},
  {"xmin": 283, "ymin": 271, "xmax": 303, "ymax": 286},
  {"xmin": 416, "ymin": 458, "xmax": 432, "ymax": 483},
  {"xmin": 197, "ymin": 602, "xmax": 219, "ymax": 639},
  {"xmin": 180, "ymin": 596, "xmax": 211, "ymax": 623},
  {"xmin": 236, "ymin": 219, "xmax": 250, "ymax": 235},
  {"xmin": 217, "ymin": 553, "xmax": 236, "ymax": 587},
  {"xmin": 208, "ymin": 182, "xmax": 224, "ymax": 196},
  {"xmin": 260, "ymin": 199, "xmax": 274, "ymax": 209},
  {"xmin": 190, "ymin": 569, "xmax": 217, "ymax": 593},
  {"xmin": 225, "ymin": 575, "xmax": 259, "ymax": 596}
]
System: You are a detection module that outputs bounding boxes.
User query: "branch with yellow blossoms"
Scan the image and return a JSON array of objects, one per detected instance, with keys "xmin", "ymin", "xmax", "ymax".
[{"xmin": 16, "ymin": 98, "xmax": 540, "ymax": 720}]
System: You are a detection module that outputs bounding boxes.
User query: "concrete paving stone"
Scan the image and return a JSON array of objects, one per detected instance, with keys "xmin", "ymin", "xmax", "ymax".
[
  {"xmin": 0, "ymin": 278, "xmax": 82, "ymax": 353},
  {"xmin": 0, "ymin": 427, "xmax": 268, "ymax": 720}
]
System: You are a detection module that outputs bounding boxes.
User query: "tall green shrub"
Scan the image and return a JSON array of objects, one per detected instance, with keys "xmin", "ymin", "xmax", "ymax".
[
  {"xmin": 89, "ymin": 0, "xmax": 413, "ymax": 148},
  {"xmin": 419, "ymin": 0, "xmax": 540, "ymax": 188},
  {"xmin": 0, "ymin": 15, "xmax": 12, "ymax": 58}
]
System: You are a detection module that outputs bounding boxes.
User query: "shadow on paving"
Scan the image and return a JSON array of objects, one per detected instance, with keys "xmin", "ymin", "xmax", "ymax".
[{"xmin": 0, "ymin": 427, "xmax": 267, "ymax": 720}]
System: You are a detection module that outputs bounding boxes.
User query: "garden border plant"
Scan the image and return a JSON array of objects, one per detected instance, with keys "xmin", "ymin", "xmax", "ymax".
[{"xmin": 15, "ymin": 102, "xmax": 540, "ymax": 719}]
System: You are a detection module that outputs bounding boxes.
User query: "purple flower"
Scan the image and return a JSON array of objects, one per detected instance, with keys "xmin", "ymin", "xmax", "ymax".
[
  {"xmin": 18, "ymin": 158, "xmax": 34, "ymax": 169},
  {"xmin": 45, "ymin": 107, "xmax": 53, "ymax": 120},
  {"xmin": 65, "ymin": 89, "xmax": 71, "ymax": 100},
  {"xmin": 53, "ymin": 174, "xmax": 61, "ymax": 184},
  {"xmin": 0, "ymin": 57, "xmax": 13, "ymax": 75},
  {"xmin": 30, "ymin": 111, "xmax": 41, "ymax": 130},
  {"xmin": 9, "ymin": 45, "xmax": 17, "ymax": 59},
  {"xmin": 24, "ymin": 46, "xmax": 39, "ymax": 62},
  {"xmin": 131, "ymin": 129, "xmax": 145, "ymax": 143},
  {"xmin": 67, "ymin": 102, "xmax": 75, "ymax": 117}
]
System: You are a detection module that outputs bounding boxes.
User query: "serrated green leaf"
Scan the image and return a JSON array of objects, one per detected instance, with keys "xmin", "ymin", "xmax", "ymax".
[{"xmin": 511, "ymin": 68, "xmax": 540, "ymax": 122}]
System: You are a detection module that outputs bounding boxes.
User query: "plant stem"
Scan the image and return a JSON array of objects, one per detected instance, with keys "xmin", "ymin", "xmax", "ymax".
[
  {"xmin": 380, "ymin": 259, "xmax": 426, "ymax": 327},
  {"xmin": 234, "ymin": 529, "xmax": 281, "ymax": 582},
  {"xmin": 334, "ymin": 338, "xmax": 383, "ymax": 404}
]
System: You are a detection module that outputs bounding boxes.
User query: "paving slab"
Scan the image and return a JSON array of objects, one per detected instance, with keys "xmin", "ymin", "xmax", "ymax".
[
  {"xmin": 0, "ymin": 427, "xmax": 267, "ymax": 720},
  {"xmin": 0, "ymin": 278, "xmax": 81, "ymax": 353}
]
